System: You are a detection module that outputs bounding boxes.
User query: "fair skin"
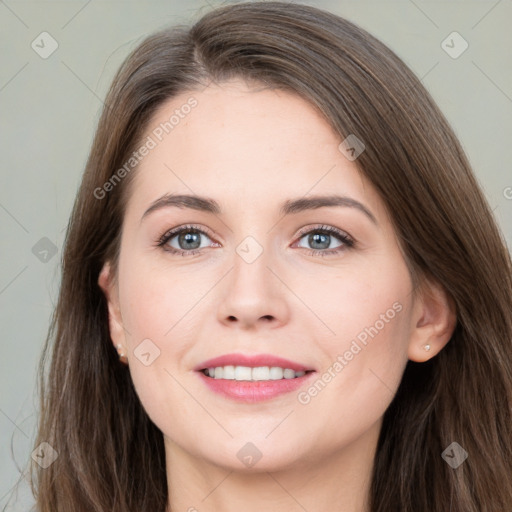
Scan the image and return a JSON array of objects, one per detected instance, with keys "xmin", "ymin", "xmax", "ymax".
[{"xmin": 98, "ymin": 79, "xmax": 456, "ymax": 512}]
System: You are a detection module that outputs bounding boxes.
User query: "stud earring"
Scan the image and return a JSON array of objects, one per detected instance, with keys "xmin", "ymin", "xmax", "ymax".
[
  {"xmin": 424, "ymin": 344, "xmax": 431, "ymax": 352},
  {"xmin": 116, "ymin": 344, "xmax": 129, "ymax": 364}
]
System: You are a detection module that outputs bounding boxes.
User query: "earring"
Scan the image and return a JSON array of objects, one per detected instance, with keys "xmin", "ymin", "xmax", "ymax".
[
  {"xmin": 116, "ymin": 344, "xmax": 129, "ymax": 364},
  {"xmin": 424, "ymin": 344, "xmax": 431, "ymax": 352}
]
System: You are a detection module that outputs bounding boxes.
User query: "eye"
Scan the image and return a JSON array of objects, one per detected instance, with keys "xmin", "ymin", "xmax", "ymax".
[
  {"xmin": 293, "ymin": 225, "xmax": 354, "ymax": 257},
  {"xmin": 156, "ymin": 223, "xmax": 354, "ymax": 257},
  {"xmin": 157, "ymin": 224, "xmax": 218, "ymax": 256}
]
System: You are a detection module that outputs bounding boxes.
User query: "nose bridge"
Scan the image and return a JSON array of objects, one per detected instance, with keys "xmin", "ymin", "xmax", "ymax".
[
  {"xmin": 230, "ymin": 232, "xmax": 274, "ymax": 298},
  {"xmin": 216, "ymin": 230, "xmax": 290, "ymax": 327},
  {"xmin": 230, "ymin": 210, "xmax": 276, "ymax": 280}
]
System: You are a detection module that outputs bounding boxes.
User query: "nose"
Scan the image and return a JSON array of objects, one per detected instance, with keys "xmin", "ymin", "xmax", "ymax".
[{"xmin": 216, "ymin": 242, "xmax": 291, "ymax": 330}]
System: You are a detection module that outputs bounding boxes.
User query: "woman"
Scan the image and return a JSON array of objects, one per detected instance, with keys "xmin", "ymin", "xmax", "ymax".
[{"xmin": 29, "ymin": 1, "xmax": 512, "ymax": 511}]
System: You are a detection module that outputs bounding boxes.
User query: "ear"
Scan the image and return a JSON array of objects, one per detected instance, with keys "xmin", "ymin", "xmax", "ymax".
[
  {"xmin": 98, "ymin": 261, "xmax": 127, "ymax": 353},
  {"xmin": 407, "ymin": 277, "xmax": 457, "ymax": 362}
]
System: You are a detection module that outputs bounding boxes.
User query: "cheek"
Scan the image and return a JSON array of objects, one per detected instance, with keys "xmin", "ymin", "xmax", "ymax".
[
  {"xmin": 311, "ymin": 254, "xmax": 412, "ymax": 354},
  {"xmin": 294, "ymin": 299, "xmax": 411, "ymax": 454},
  {"xmin": 309, "ymin": 255, "xmax": 412, "ymax": 384},
  {"xmin": 300, "ymin": 262, "xmax": 412, "ymax": 428},
  {"xmin": 118, "ymin": 251, "xmax": 205, "ymax": 342},
  {"xmin": 117, "ymin": 255, "xmax": 212, "ymax": 430}
]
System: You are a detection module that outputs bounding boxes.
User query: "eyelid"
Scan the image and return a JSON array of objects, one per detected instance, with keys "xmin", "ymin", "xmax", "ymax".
[
  {"xmin": 157, "ymin": 223, "xmax": 217, "ymax": 246},
  {"xmin": 294, "ymin": 224, "xmax": 352, "ymax": 241}
]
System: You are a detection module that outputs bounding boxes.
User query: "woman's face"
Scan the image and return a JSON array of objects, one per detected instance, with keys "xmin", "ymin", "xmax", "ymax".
[{"xmin": 100, "ymin": 79, "xmax": 429, "ymax": 472}]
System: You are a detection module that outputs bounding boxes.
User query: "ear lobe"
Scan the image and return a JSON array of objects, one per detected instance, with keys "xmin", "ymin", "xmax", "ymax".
[
  {"xmin": 98, "ymin": 262, "xmax": 126, "ymax": 349},
  {"xmin": 407, "ymin": 278, "xmax": 457, "ymax": 362}
]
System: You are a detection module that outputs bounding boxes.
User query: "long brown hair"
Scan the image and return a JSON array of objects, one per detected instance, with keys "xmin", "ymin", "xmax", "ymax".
[{"xmin": 25, "ymin": 2, "xmax": 512, "ymax": 510}]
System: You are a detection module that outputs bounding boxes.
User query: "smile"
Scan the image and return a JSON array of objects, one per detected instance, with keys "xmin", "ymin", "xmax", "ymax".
[{"xmin": 202, "ymin": 365, "xmax": 313, "ymax": 380}]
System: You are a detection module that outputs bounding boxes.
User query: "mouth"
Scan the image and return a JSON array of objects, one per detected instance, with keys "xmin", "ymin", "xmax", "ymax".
[{"xmin": 194, "ymin": 353, "xmax": 317, "ymax": 402}]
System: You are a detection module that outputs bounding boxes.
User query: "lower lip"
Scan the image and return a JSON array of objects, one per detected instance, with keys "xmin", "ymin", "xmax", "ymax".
[{"xmin": 196, "ymin": 371, "xmax": 316, "ymax": 403}]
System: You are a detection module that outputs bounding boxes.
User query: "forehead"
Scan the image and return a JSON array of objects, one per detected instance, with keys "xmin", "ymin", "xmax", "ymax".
[{"xmin": 124, "ymin": 79, "xmax": 385, "ymax": 221}]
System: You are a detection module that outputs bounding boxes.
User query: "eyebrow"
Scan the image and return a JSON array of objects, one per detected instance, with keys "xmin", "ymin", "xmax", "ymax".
[{"xmin": 141, "ymin": 193, "xmax": 377, "ymax": 225}]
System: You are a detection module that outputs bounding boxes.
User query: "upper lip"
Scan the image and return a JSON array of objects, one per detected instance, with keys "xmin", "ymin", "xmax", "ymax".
[{"xmin": 194, "ymin": 353, "xmax": 315, "ymax": 372}]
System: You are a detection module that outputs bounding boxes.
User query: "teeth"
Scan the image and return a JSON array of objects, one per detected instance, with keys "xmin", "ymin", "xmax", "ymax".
[
  {"xmin": 222, "ymin": 365, "xmax": 235, "ymax": 379},
  {"xmin": 204, "ymin": 365, "xmax": 308, "ymax": 380},
  {"xmin": 235, "ymin": 366, "xmax": 252, "ymax": 380}
]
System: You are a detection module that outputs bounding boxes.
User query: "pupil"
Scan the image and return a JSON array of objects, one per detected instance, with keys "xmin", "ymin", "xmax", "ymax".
[
  {"xmin": 180, "ymin": 231, "xmax": 201, "ymax": 250},
  {"xmin": 309, "ymin": 233, "xmax": 329, "ymax": 250}
]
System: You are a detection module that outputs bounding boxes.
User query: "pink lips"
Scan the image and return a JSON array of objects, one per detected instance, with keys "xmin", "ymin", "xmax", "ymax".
[{"xmin": 194, "ymin": 353, "xmax": 316, "ymax": 403}]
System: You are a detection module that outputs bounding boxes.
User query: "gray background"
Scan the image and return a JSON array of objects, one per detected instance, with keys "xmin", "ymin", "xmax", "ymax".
[{"xmin": 1, "ymin": 0, "xmax": 511, "ymax": 509}]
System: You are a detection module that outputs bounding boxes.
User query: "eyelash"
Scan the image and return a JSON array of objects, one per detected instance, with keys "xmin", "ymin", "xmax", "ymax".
[{"xmin": 156, "ymin": 223, "xmax": 355, "ymax": 257}]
